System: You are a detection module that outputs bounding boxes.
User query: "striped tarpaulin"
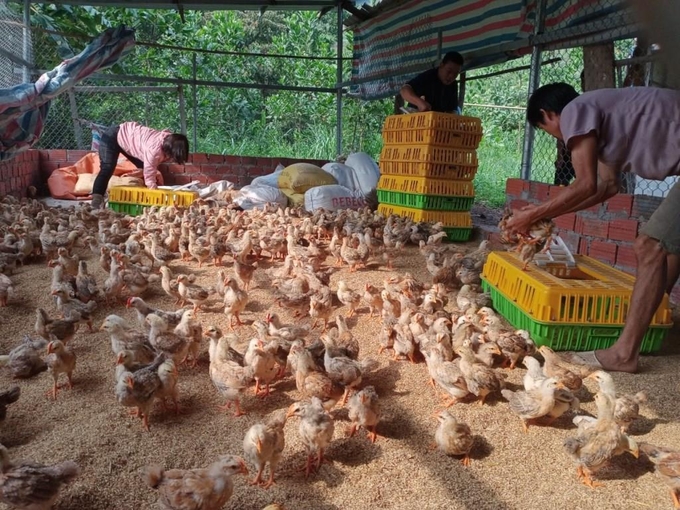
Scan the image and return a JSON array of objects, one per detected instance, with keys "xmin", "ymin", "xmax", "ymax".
[
  {"xmin": 0, "ymin": 25, "xmax": 135, "ymax": 161},
  {"xmin": 351, "ymin": 0, "xmax": 630, "ymax": 100}
]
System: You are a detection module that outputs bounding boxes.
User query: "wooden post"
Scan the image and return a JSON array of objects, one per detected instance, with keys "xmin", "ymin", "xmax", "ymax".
[
  {"xmin": 582, "ymin": 43, "xmax": 615, "ymax": 91},
  {"xmin": 583, "ymin": 43, "xmax": 635, "ymax": 192}
]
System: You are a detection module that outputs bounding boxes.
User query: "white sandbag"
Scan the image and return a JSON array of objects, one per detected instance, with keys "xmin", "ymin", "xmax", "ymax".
[
  {"xmin": 251, "ymin": 164, "xmax": 285, "ymax": 188},
  {"xmin": 234, "ymin": 184, "xmax": 288, "ymax": 210},
  {"xmin": 344, "ymin": 152, "xmax": 380, "ymax": 195},
  {"xmin": 321, "ymin": 162, "xmax": 363, "ymax": 192},
  {"xmin": 304, "ymin": 184, "xmax": 366, "ymax": 212}
]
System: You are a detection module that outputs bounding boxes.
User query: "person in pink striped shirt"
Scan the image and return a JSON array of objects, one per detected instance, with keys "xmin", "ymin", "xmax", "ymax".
[{"xmin": 91, "ymin": 122, "xmax": 189, "ymax": 209}]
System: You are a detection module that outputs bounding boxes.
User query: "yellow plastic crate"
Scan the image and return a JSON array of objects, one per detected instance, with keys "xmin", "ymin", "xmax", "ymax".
[
  {"xmin": 379, "ymin": 145, "xmax": 478, "ymax": 180},
  {"xmin": 382, "ymin": 112, "xmax": 483, "ymax": 149},
  {"xmin": 108, "ymin": 186, "xmax": 198, "ymax": 208},
  {"xmin": 377, "ymin": 203, "xmax": 471, "ymax": 227},
  {"xmin": 481, "ymin": 251, "xmax": 672, "ymax": 326},
  {"xmin": 378, "ymin": 175, "xmax": 474, "ymax": 196}
]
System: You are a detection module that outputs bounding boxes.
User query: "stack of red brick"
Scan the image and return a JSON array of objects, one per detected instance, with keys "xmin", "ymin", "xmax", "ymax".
[
  {"xmin": 504, "ymin": 178, "xmax": 664, "ymax": 275},
  {"xmin": 0, "ymin": 151, "xmax": 40, "ymax": 197}
]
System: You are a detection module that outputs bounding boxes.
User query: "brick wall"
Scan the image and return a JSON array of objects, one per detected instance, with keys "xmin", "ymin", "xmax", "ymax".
[
  {"xmin": 0, "ymin": 151, "xmax": 41, "ymax": 197},
  {"xmin": 37, "ymin": 149, "xmax": 327, "ymax": 190},
  {"xmin": 159, "ymin": 154, "xmax": 327, "ymax": 187},
  {"xmin": 503, "ymin": 178, "xmax": 680, "ymax": 302}
]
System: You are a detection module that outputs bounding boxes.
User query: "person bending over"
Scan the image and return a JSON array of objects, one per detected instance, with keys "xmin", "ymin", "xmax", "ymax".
[
  {"xmin": 400, "ymin": 51, "xmax": 464, "ymax": 113},
  {"xmin": 90, "ymin": 122, "xmax": 189, "ymax": 209},
  {"xmin": 506, "ymin": 82, "xmax": 680, "ymax": 373}
]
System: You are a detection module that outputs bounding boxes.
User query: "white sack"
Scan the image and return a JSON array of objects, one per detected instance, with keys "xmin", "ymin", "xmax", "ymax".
[
  {"xmin": 234, "ymin": 184, "xmax": 288, "ymax": 210},
  {"xmin": 250, "ymin": 164, "xmax": 285, "ymax": 188},
  {"xmin": 344, "ymin": 152, "xmax": 380, "ymax": 195},
  {"xmin": 321, "ymin": 162, "xmax": 363, "ymax": 192},
  {"xmin": 304, "ymin": 184, "xmax": 366, "ymax": 212}
]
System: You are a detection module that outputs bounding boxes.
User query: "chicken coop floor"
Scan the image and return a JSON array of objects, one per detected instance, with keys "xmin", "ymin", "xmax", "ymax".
[{"xmin": 1, "ymin": 241, "xmax": 679, "ymax": 510}]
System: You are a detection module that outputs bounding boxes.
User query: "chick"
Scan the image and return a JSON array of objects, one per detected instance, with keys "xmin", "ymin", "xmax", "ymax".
[
  {"xmin": 347, "ymin": 386, "xmax": 381, "ymax": 443},
  {"xmin": 45, "ymin": 340, "xmax": 76, "ymax": 400},
  {"xmin": 0, "ymin": 387, "xmax": 20, "ymax": 422},
  {"xmin": 177, "ymin": 274, "xmax": 210, "ymax": 312},
  {"xmin": 564, "ymin": 391, "xmax": 639, "ymax": 488},
  {"xmin": 287, "ymin": 397, "xmax": 335, "ymax": 477},
  {"xmin": 234, "ymin": 258, "xmax": 258, "ymax": 291},
  {"xmin": 457, "ymin": 342, "xmax": 502, "ymax": 405},
  {"xmin": 502, "ymin": 377, "xmax": 564, "ymax": 432},
  {"xmin": 174, "ymin": 309, "xmax": 203, "ymax": 368},
  {"xmin": 243, "ymin": 409, "xmax": 288, "ymax": 488},
  {"xmin": 434, "ymin": 410, "xmax": 474, "ymax": 466},
  {"xmin": 639, "ymin": 442, "xmax": 680, "ymax": 509},
  {"xmin": 336, "ymin": 280, "xmax": 361, "ymax": 318},
  {"xmin": 363, "ymin": 283, "xmax": 383, "ymax": 318},
  {"xmin": 209, "ymin": 334, "xmax": 256, "ymax": 417},
  {"xmin": 34, "ymin": 308, "xmax": 78, "ymax": 345},
  {"xmin": 224, "ymin": 277, "xmax": 248, "ymax": 329},
  {"xmin": 143, "ymin": 455, "xmax": 248, "ymax": 510},
  {"xmin": 0, "ymin": 444, "xmax": 79, "ymax": 510},
  {"xmin": 156, "ymin": 359, "xmax": 180, "ymax": 415},
  {"xmin": 0, "ymin": 335, "xmax": 47, "ymax": 379},
  {"xmin": 0, "ymin": 274, "xmax": 14, "ymax": 306},
  {"xmin": 539, "ymin": 345, "xmax": 586, "ymax": 391},
  {"xmin": 586, "ymin": 371, "xmax": 647, "ymax": 432}
]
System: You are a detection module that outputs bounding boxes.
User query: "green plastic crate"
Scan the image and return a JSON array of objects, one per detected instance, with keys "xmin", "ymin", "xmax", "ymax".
[
  {"xmin": 108, "ymin": 202, "xmax": 146, "ymax": 216},
  {"xmin": 443, "ymin": 227, "xmax": 473, "ymax": 242},
  {"xmin": 377, "ymin": 189, "xmax": 474, "ymax": 211},
  {"xmin": 481, "ymin": 279, "xmax": 668, "ymax": 353}
]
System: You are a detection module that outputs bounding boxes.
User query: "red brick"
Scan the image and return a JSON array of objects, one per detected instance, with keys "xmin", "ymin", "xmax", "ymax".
[
  {"xmin": 559, "ymin": 231, "xmax": 580, "ymax": 253},
  {"xmin": 578, "ymin": 237, "xmax": 589, "ymax": 255},
  {"xmin": 208, "ymin": 154, "xmax": 226, "ymax": 164},
  {"xmin": 632, "ymin": 194, "xmax": 663, "ymax": 220},
  {"xmin": 199, "ymin": 164, "xmax": 218, "ymax": 174},
  {"xmin": 0, "ymin": 182, "xmax": 6, "ymax": 195},
  {"xmin": 581, "ymin": 219, "xmax": 609, "ymax": 239},
  {"xmin": 166, "ymin": 164, "xmax": 185, "ymax": 174},
  {"xmin": 588, "ymin": 239, "xmax": 618, "ymax": 265},
  {"xmin": 615, "ymin": 242, "xmax": 636, "ymax": 268},
  {"xmin": 67, "ymin": 150, "xmax": 92, "ymax": 162},
  {"xmin": 583, "ymin": 203, "xmax": 602, "ymax": 214},
  {"xmin": 190, "ymin": 153, "xmax": 209, "ymax": 164},
  {"xmin": 574, "ymin": 214, "xmax": 585, "ymax": 235},
  {"xmin": 40, "ymin": 161, "xmax": 60, "ymax": 174},
  {"xmin": 554, "ymin": 213, "xmax": 576, "ymax": 231},
  {"xmin": 47, "ymin": 149, "xmax": 67, "ymax": 161},
  {"xmin": 506, "ymin": 178, "xmax": 528, "ymax": 197},
  {"xmin": 548, "ymin": 185, "xmax": 569, "ymax": 198},
  {"xmin": 529, "ymin": 181, "xmax": 551, "ymax": 201},
  {"xmin": 224, "ymin": 155, "xmax": 241, "ymax": 166},
  {"xmin": 508, "ymin": 199, "xmax": 531, "ymax": 211},
  {"xmin": 240, "ymin": 156, "xmax": 257, "ymax": 166},
  {"xmin": 608, "ymin": 219, "xmax": 639, "ymax": 242},
  {"xmin": 605, "ymin": 194, "xmax": 634, "ymax": 216},
  {"xmin": 172, "ymin": 174, "xmax": 192, "ymax": 185}
]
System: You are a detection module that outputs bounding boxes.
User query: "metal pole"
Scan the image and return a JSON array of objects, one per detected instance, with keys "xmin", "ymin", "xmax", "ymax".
[
  {"xmin": 192, "ymin": 53, "xmax": 198, "ymax": 152},
  {"xmin": 178, "ymin": 85, "xmax": 187, "ymax": 136},
  {"xmin": 335, "ymin": 3, "xmax": 343, "ymax": 157},
  {"xmin": 22, "ymin": 0, "xmax": 30, "ymax": 83},
  {"xmin": 520, "ymin": 0, "xmax": 547, "ymax": 181}
]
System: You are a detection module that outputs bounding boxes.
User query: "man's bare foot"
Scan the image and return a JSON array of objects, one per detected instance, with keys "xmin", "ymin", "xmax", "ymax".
[{"xmin": 594, "ymin": 348, "xmax": 638, "ymax": 373}]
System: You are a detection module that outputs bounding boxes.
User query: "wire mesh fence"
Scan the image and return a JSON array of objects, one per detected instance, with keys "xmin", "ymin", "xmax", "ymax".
[{"xmin": 0, "ymin": 1, "xmax": 31, "ymax": 88}]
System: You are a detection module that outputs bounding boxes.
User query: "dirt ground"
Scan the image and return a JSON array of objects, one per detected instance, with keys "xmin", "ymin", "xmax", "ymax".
[{"xmin": 0, "ymin": 234, "xmax": 679, "ymax": 510}]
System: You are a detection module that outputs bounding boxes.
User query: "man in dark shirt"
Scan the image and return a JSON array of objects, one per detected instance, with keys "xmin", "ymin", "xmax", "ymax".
[{"xmin": 399, "ymin": 51, "xmax": 464, "ymax": 113}]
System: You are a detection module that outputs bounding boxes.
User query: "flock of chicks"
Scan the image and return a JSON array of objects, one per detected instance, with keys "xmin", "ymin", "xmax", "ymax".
[{"xmin": 0, "ymin": 193, "xmax": 676, "ymax": 509}]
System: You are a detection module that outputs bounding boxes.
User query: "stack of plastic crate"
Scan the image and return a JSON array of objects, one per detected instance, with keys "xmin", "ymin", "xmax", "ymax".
[
  {"xmin": 107, "ymin": 186, "xmax": 198, "ymax": 216},
  {"xmin": 480, "ymin": 251, "xmax": 672, "ymax": 352},
  {"xmin": 377, "ymin": 112, "xmax": 483, "ymax": 241}
]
